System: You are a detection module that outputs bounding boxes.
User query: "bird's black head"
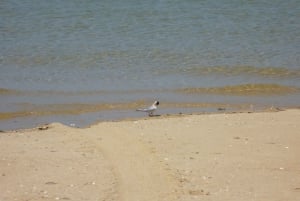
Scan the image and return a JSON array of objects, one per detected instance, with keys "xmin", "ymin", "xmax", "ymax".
[{"xmin": 154, "ymin": 101, "xmax": 159, "ymax": 106}]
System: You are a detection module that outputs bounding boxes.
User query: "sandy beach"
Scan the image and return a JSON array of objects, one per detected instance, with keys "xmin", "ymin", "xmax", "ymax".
[{"xmin": 1, "ymin": 109, "xmax": 300, "ymax": 201}]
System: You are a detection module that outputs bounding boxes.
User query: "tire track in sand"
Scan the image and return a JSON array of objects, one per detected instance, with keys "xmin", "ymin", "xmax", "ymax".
[{"xmin": 86, "ymin": 124, "xmax": 179, "ymax": 201}]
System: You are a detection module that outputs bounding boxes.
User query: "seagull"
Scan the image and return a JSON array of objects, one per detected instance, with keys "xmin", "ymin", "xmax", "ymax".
[{"xmin": 136, "ymin": 101, "xmax": 159, "ymax": 116}]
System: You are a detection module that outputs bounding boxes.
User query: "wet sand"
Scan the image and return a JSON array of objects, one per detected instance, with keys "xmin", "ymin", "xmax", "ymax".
[{"xmin": 1, "ymin": 110, "xmax": 300, "ymax": 201}]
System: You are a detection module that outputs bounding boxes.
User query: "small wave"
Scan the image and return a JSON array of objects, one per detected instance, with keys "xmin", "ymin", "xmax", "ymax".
[
  {"xmin": 0, "ymin": 88, "xmax": 20, "ymax": 95},
  {"xmin": 0, "ymin": 88, "xmax": 164, "ymax": 96},
  {"xmin": 0, "ymin": 101, "xmax": 145, "ymax": 121},
  {"xmin": 182, "ymin": 66, "xmax": 300, "ymax": 78},
  {"xmin": 177, "ymin": 84, "xmax": 300, "ymax": 96}
]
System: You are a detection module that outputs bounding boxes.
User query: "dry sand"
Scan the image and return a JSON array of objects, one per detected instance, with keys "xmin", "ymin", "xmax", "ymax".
[{"xmin": 1, "ymin": 110, "xmax": 300, "ymax": 201}]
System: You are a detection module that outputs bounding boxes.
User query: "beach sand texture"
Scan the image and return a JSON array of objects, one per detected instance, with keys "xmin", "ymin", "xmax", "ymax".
[{"xmin": 1, "ymin": 110, "xmax": 300, "ymax": 201}]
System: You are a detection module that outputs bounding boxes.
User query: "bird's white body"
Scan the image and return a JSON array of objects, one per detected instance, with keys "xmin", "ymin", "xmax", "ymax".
[{"xmin": 136, "ymin": 101, "xmax": 159, "ymax": 116}]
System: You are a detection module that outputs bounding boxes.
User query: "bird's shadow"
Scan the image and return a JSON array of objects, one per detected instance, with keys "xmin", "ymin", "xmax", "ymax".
[{"xmin": 149, "ymin": 114, "xmax": 161, "ymax": 117}]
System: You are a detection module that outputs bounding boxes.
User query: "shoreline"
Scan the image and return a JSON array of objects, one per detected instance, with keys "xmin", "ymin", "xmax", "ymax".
[
  {"xmin": 0, "ymin": 104, "xmax": 297, "ymax": 132},
  {"xmin": 1, "ymin": 109, "xmax": 300, "ymax": 201}
]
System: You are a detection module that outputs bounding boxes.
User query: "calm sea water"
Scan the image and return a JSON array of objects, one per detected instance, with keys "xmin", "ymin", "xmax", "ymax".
[{"xmin": 1, "ymin": 0, "xmax": 300, "ymax": 130}]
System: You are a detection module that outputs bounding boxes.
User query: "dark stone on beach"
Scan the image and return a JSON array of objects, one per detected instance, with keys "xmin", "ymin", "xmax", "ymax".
[{"xmin": 38, "ymin": 126, "xmax": 49, "ymax": 131}]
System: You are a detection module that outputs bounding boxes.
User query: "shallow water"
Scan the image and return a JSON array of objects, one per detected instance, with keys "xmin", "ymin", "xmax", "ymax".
[{"xmin": 1, "ymin": 0, "xmax": 300, "ymax": 130}]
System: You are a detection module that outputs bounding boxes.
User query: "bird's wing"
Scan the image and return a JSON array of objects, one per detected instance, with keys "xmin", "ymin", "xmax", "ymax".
[{"xmin": 136, "ymin": 105, "xmax": 156, "ymax": 112}]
